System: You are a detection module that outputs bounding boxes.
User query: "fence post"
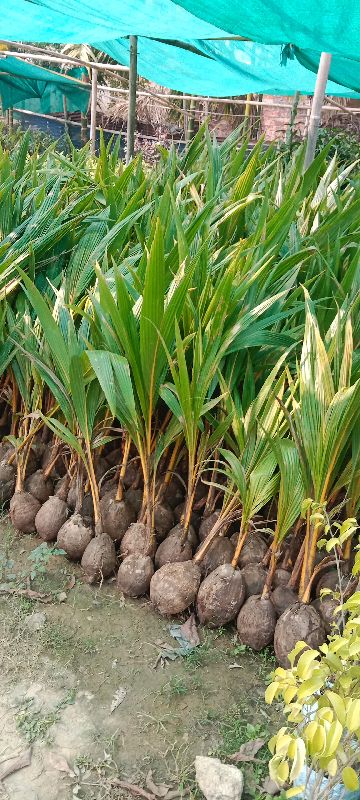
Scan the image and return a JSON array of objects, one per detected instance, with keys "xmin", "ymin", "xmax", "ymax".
[
  {"xmin": 126, "ymin": 35, "xmax": 138, "ymax": 164},
  {"xmin": 304, "ymin": 53, "xmax": 332, "ymax": 171},
  {"xmin": 90, "ymin": 67, "xmax": 98, "ymax": 154}
]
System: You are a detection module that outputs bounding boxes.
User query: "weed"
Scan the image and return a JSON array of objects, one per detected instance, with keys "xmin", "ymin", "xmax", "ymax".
[
  {"xmin": 27, "ymin": 543, "xmax": 66, "ymax": 584},
  {"xmin": 41, "ymin": 620, "xmax": 75, "ymax": 654},
  {"xmin": 211, "ymin": 705, "xmax": 270, "ymax": 798},
  {"xmin": 16, "ymin": 689, "xmax": 76, "ymax": 743},
  {"xmin": 163, "ymin": 676, "xmax": 189, "ymax": 697}
]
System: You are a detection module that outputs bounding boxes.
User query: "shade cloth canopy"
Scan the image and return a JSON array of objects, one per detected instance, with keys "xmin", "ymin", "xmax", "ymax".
[
  {"xmin": 1, "ymin": 0, "xmax": 360, "ymax": 98},
  {"xmin": 0, "ymin": 55, "xmax": 90, "ymax": 112},
  {"xmin": 100, "ymin": 38, "xmax": 360, "ymax": 98}
]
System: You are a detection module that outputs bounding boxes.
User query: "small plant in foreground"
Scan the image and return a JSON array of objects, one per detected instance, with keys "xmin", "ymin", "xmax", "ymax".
[
  {"xmin": 16, "ymin": 689, "xmax": 76, "ymax": 743},
  {"xmin": 265, "ymin": 552, "xmax": 360, "ymax": 798}
]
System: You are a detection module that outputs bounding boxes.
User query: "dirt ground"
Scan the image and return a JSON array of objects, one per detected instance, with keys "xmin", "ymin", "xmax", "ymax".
[{"xmin": 0, "ymin": 520, "xmax": 280, "ymax": 800}]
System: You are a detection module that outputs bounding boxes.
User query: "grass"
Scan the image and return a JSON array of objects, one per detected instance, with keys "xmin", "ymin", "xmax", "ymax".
[{"xmin": 15, "ymin": 688, "xmax": 76, "ymax": 743}]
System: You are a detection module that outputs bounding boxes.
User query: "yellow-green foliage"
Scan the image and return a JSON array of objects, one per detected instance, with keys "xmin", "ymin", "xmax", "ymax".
[{"xmin": 266, "ymin": 551, "xmax": 360, "ymax": 798}]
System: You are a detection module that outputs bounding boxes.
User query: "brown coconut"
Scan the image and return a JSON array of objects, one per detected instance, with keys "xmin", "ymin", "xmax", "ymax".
[
  {"xmin": 198, "ymin": 510, "xmax": 221, "ymax": 543},
  {"xmin": 274, "ymin": 603, "xmax": 326, "ymax": 667},
  {"xmin": 100, "ymin": 489, "xmax": 136, "ymax": 541},
  {"xmin": 10, "ymin": 491, "xmax": 41, "ymax": 534},
  {"xmin": 169, "ymin": 522, "xmax": 198, "ymax": 549},
  {"xmin": 155, "ymin": 530, "xmax": 193, "ymax": 569},
  {"xmin": 197, "ymin": 564, "xmax": 246, "ymax": 627},
  {"xmin": 81, "ymin": 493, "xmax": 94, "ymax": 523},
  {"xmin": 197, "ymin": 537, "xmax": 235, "ymax": 577},
  {"xmin": 153, "ymin": 502, "xmax": 174, "ymax": 541},
  {"xmin": 273, "ymin": 568, "xmax": 291, "ymax": 588},
  {"xmin": 150, "ymin": 561, "xmax": 201, "ymax": 616},
  {"xmin": 122, "ymin": 462, "xmax": 141, "ymax": 488},
  {"xmin": 24, "ymin": 448, "xmax": 38, "ymax": 477},
  {"xmin": 125, "ymin": 488, "xmax": 143, "ymax": 515},
  {"xmin": 312, "ymin": 597, "xmax": 342, "ymax": 634},
  {"xmin": 35, "ymin": 496, "xmax": 68, "ymax": 542},
  {"xmin": 25, "ymin": 469, "xmax": 53, "ymax": 504},
  {"xmin": 81, "ymin": 534, "xmax": 117, "ymax": 583},
  {"xmin": 237, "ymin": 533, "xmax": 268, "ymax": 567},
  {"xmin": 315, "ymin": 571, "xmax": 341, "ymax": 598},
  {"xmin": 271, "ymin": 585, "xmax": 298, "ymax": 617},
  {"xmin": 119, "ymin": 522, "xmax": 156, "ymax": 559},
  {"xmin": 174, "ymin": 502, "xmax": 200, "ymax": 531},
  {"xmin": 57, "ymin": 514, "xmax": 93, "ymax": 560},
  {"xmin": 162, "ymin": 480, "xmax": 184, "ymax": 510},
  {"xmin": 66, "ymin": 482, "xmax": 77, "ymax": 511},
  {"xmin": 237, "ymin": 595, "xmax": 277, "ymax": 651},
  {"xmin": 117, "ymin": 554, "xmax": 154, "ymax": 597},
  {"xmin": 0, "ymin": 461, "xmax": 15, "ymax": 503},
  {"xmin": 241, "ymin": 563, "xmax": 267, "ymax": 597}
]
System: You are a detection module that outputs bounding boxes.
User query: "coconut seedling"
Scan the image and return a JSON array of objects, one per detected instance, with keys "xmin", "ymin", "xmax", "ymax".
[
  {"xmin": 87, "ymin": 215, "xmax": 197, "ymax": 547},
  {"xmin": 288, "ymin": 295, "xmax": 360, "ymax": 603},
  {"xmin": 14, "ymin": 271, "xmax": 117, "ymax": 578}
]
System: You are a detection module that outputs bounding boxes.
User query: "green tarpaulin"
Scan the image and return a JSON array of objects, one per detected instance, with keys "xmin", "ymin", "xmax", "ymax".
[
  {"xmin": 0, "ymin": 56, "xmax": 90, "ymax": 113},
  {"xmin": 0, "ymin": 0, "xmax": 359, "ymax": 98},
  {"xmin": 101, "ymin": 38, "xmax": 360, "ymax": 98}
]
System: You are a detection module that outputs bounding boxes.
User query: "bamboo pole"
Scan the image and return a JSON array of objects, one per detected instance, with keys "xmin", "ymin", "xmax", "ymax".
[
  {"xmin": 7, "ymin": 107, "xmax": 13, "ymax": 130},
  {"xmin": 63, "ymin": 95, "xmax": 68, "ymax": 135},
  {"xmin": 126, "ymin": 35, "xmax": 138, "ymax": 164},
  {"xmin": 304, "ymin": 52, "xmax": 332, "ymax": 171},
  {"xmin": 90, "ymin": 67, "xmax": 98, "ymax": 154},
  {"xmin": 243, "ymin": 92, "xmax": 252, "ymax": 134},
  {"xmin": 285, "ymin": 90, "xmax": 300, "ymax": 148},
  {"xmin": 187, "ymin": 97, "xmax": 196, "ymax": 141}
]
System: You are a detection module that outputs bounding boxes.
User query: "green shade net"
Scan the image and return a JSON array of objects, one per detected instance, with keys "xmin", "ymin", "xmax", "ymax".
[
  {"xmin": 0, "ymin": 0, "xmax": 360, "ymax": 97},
  {"xmin": 101, "ymin": 38, "xmax": 360, "ymax": 98},
  {"xmin": 0, "ymin": 56, "xmax": 90, "ymax": 112}
]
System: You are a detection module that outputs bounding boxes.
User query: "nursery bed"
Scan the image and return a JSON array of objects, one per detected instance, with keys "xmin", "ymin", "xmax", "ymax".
[{"xmin": 0, "ymin": 520, "xmax": 279, "ymax": 800}]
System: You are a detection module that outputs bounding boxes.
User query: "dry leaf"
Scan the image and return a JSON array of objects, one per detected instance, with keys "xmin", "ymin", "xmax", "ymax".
[
  {"xmin": 47, "ymin": 751, "xmax": 73, "ymax": 775},
  {"xmin": 179, "ymin": 614, "xmax": 200, "ymax": 647},
  {"xmin": 110, "ymin": 779, "xmax": 155, "ymax": 800},
  {"xmin": 229, "ymin": 738, "xmax": 265, "ymax": 763},
  {"xmin": 146, "ymin": 769, "xmax": 171, "ymax": 797},
  {"xmin": 110, "ymin": 686, "xmax": 127, "ymax": 713},
  {"xmin": 0, "ymin": 748, "xmax": 32, "ymax": 780},
  {"xmin": 67, "ymin": 575, "xmax": 76, "ymax": 590}
]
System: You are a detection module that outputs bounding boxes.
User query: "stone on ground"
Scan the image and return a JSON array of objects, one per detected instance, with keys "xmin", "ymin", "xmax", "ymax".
[{"xmin": 195, "ymin": 756, "xmax": 244, "ymax": 800}]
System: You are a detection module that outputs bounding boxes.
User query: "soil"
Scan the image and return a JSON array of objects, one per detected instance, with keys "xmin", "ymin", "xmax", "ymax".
[{"xmin": 0, "ymin": 519, "xmax": 279, "ymax": 800}]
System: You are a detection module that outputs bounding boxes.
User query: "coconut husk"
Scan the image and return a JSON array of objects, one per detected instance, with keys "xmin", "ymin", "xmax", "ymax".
[
  {"xmin": 35, "ymin": 496, "xmax": 68, "ymax": 542},
  {"xmin": 241, "ymin": 563, "xmax": 267, "ymax": 598},
  {"xmin": 9, "ymin": 491, "xmax": 41, "ymax": 534},
  {"xmin": 198, "ymin": 511, "xmax": 221, "ymax": 543},
  {"xmin": 174, "ymin": 502, "xmax": 200, "ymax": 531},
  {"xmin": 122, "ymin": 462, "xmax": 141, "ymax": 488},
  {"xmin": 117, "ymin": 554, "xmax": 154, "ymax": 597},
  {"xmin": 168, "ymin": 522, "xmax": 198, "ymax": 549},
  {"xmin": 274, "ymin": 603, "xmax": 326, "ymax": 667},
  {"xmin": 312, "ymin": 597, "xmax": 342, "ymax": 634},
  {"xmin": 162, "ymin": 480, "xmax": 184, "ymax": 510},
  {"xmin": 125, "ymin": 488, "xmax": 143, "ymax": 515},
  {"xmin": 66, "ymin": 482, "xmax": 77, "ymax": 511},
  {"xmin": 235, "ymin": 532, "xmax": 268, "ymax": 567},
  {"xmin": 155, "ymin": 530, "xmax": 193, "ymax": 569},
  {"xmin": 0, "ymin": 461, "xmax": 15, "ymax": 503},
  {"xmin": 150, "ymin": 561, "xmax": 201, "ymax": 616},
  {"xmin": 81, "ymin": 493, "xmax": 94, "ymax": 524},
  {"xmin": 119, "ymin": 522, "xmax": 156, "ymax": 559},
  {"xmin": 81, "ymin": 533, "xmax": 117, "ymax": 583},
  {"xmin": 196, "ymin": 537, "xmax": 235, "ymax": 577},
  {"xmin": 153, "ymin": 502, "xmax": 174, "ymax": 541},
  {"xmin": 57, "ymin": 514, "xmax": 93, "ymax": 560},
  {"xmin": 237, "ymin": 595, "xmax": 277, "ymax": 651},
  {"xmin": 197, "ymin": 564, "xmax": 246, "ymax": 627},
  {"xmin": 100, "ymin": 489, "xmax": 136, "ymax": 541},
  {"xmin": 25, "ymin": 469, "xmax": 53, "ymax": 504},
  {"xmin": 273, "ymin": 568, "xmax": 291, "ymax": 588},
  {"xmin": 271, "ymin": 585, "xmax": 298, "ymax": 617}
]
